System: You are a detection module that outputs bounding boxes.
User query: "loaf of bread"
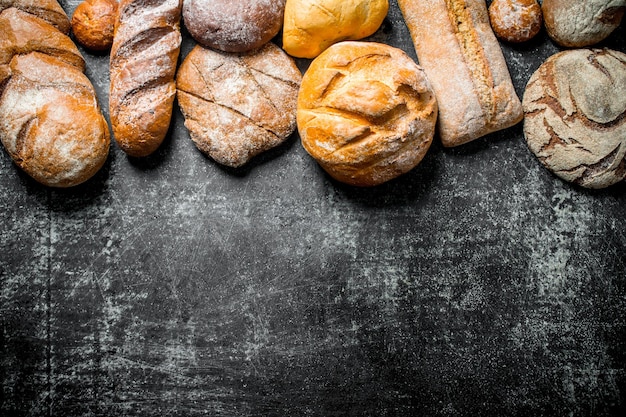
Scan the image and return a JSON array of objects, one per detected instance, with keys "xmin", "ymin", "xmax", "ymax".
[
  {"xmin": 0, "ymin": 7, "xmax": 110, "ymax": 187},
  {"xmin": 71, "ymin": 0, "xmax": 118, "ymax": 51},
  {"xmin": 183, "ymin": 0, "xmax": 285, "ymax": 53},
  {"xmin": 297, "ymin": 41, "xmax": 438, "ymax": 187},
  {"xmin": 282, "ymin": 0, "xmax": 389, "ymax": 58},
  {"xmin": 522, "ymin": 48, "xmax": 626, "ymax": 189},
  {"xmin": 542, "ymin": 0, "xmax": 625, "ymax": 47},
  {"xmin": 109, "ymin": 0, "xmax": 182, "ymax": 157},
  {"xmin": 398, "ymin": 0, "xmax": 523, "ymax": 147},
  {"xmin": 0, "ymin": 0, "xmax": 71, "ymax": 34},
  {"xmin": 176, "ymin": 43, "xmax": 301, "ymax": 167}
]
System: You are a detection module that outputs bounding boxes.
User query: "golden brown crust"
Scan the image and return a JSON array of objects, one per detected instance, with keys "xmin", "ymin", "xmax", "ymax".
[
  {"xmin": 297, "ymin": 41, "xmax": 437, "ymax": 187},
  {"xmin": 0, "ymin": 0, "xmax": 71, "ymax": 34},
  {"xmin": 109, "ymin": 0, "xmax": 182, "ymax": 157},
  {"xmin": 71, "ymin": 0, "xmax": 118, "ymax": 51},
  {"xmin": 176, "ymin": 43, "xmax": 301, "ymax": 167},
  {"xmin": 488, "ymin": 0, "xmax": 542, "ymax": 43},
  {"xmin": 0, "ymin": 7, "xmax": 109, "ymax": 187},
  {"xmin": 398, "ymin": 0, "xmax": 523, "ymax": 147}
]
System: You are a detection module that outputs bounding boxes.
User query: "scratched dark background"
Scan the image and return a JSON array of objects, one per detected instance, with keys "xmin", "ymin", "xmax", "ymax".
[{"xmin": 1, "ymin": 0, "xmax": 625, "ymax": 416}]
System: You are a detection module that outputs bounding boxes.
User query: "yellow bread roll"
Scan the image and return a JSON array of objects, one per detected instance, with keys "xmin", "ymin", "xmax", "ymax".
[{"xmin": 282, "ymin": 0, "xmax": 388, "ymax": 58}]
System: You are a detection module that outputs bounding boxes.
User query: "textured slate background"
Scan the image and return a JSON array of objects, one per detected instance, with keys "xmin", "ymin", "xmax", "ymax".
[{"xmin": 1, "ymin": 0, "xmax": 625, "ymax": 416}]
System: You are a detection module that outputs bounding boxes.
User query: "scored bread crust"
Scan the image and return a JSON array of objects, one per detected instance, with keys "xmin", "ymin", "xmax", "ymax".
[
  {"xmin": 398, "ymin": 0, "xmax": 523, "ymax": 147},
  {"xmin": 0, "ymin": 7, "xmax": 110, "ymax": 188},
  {"xmin": 176, "ymin": 43, "xmax": 302, "ymax": 167},
  {"xmin": 109, "ymin": 0, "xmax": 182, "ymax": 157},
  {"xmin": 0, "ymin": 0, "xmax": 71, "ymax": 34},
  {"xmin": 297, "ymin": 41, "xmax": 438, "ymax": 187}
]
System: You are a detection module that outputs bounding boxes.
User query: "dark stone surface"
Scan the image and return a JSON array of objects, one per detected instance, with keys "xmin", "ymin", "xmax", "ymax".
[{"xmin": 1, "ymin": 1, "xmax": 625, "ymax": 416}]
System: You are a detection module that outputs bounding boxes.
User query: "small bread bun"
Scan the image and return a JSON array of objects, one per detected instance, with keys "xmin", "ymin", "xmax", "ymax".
[
  {"xmin": 182, "ymin": 0, "xmax": 285, "ymax": 53},
  {"xmin": 522, "ymin": 49, "xmax": 626, "ymax": 189},
  {"xmin": 282, "ymin": 0, "xmax": 389, "ymax": 59},
  {"xmin": 488, "ymin": 0, "xmax": 542, "ymax": 43},
  {"xmin": 297, "ymin": 41, "xmax": 438, "ymax": 187},
  {"xmin": 71, "ymin": 0, "xmax": 118, "ymax": 51},
  {"xmin": 542, "ymin": 0, "xmax": 625, "ymax": 47}
]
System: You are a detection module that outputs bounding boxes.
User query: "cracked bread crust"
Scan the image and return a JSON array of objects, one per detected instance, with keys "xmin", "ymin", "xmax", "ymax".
[
  {"xmin": 0, "ymin": 0, "xmax": 71, "ymax": 34},
  {"xmin": 522, "ymin": 48, "xmax": 626, "ymax": 189},
  {"xmin": 176, "ymin": 42, "xmax": 302, "ymax": 168},
  {"xmin": 398, "ymin": 0, "xmax": 523, "ymax": 147},
  {"xmin": 297, "ymin": 41, "xmax": 437, "ymax": 187}
]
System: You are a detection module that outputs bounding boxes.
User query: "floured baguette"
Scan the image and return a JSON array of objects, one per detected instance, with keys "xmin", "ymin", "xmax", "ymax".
[
  {"xmin": 109, "ymin": 0, "xmax": 182, "ymax": 157},
  {"xmin": 398, "ymin": 0, "xmax": 523, "ymax": 147}
]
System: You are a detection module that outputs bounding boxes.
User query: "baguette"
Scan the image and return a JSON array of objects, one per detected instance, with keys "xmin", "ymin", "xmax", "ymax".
[
  {"xmin": 398, "ymin": 0, "xmax": 523, "ymax": 147},
  {"xmin": 109, "ymin": 0, "xmax": 182, "ymax": 157},
  {"xmin": 0, "ymin": 0, "xmax": 71, "ymax": 34}
]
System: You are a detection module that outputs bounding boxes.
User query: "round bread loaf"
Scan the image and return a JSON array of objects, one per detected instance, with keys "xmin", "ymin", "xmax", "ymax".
[
  {"xmin": 297, "ymin": 41, "xmax": 438, "ymax": 187},
  {"xmin": 522, "ymin": 48, "xmax": 626, "ymax": 189},
  {"xmin": 488, "ymin": 0, "xmax": 542, "ymax": 43},
  {"xmin": 71, "ymin": 0, "xmax": 118, "ymax": 51},
  {"xmin": 542, "ymin": 0, "xmax": 625, "ymax": 47},
  {"xmin": 283, "ymin": 0, "xmax": 389, "ymax": 58},
  {"xmin": 182, "ymin": 0, "xmax": 285, "ymax": 53},
  {"xmin": 176, "ymin": 43, "xmax": 302, "ymax": 167}
]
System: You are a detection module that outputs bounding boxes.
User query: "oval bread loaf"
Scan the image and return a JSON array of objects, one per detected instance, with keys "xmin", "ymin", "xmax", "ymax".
[
  {"xmin": 522, "ymin": 48, "xmax": 626, "ymax": 189},
  {"xmin": 0, "ymin": 0, "xmax": 71, "ymax": 34},
  {"xmin": 176, "ymin": 43, "xmax": 302, "ymax": 167},
  {"xmin": 0, "ymin": 7, "xmax": 110, "ymax": 188},
  {"xmin": 297, "ymin": 41, "xmax": 438, "ymax": 187}
]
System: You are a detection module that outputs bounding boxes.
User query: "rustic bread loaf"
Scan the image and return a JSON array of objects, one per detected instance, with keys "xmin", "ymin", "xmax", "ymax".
[
  {"xmin": 283, "ymin": 0, "xmax": 389, "ymax": 58},
  {"xmin": 0, "ymin": 8, "xmax": 109, "ymax": 187},
  {"xmin": 522, "ymin": 48, "xmax": 626, "ymax": 189},
  {"xmin": 297, "ymin": 41, "xmax": 438, "ymax": 187},
  {"xmin": 183, "ymin": 0, "xmax": 285, "ymax": 53},
  {"xmin": 71, "ymin": 0, "xmax": 118, "ymax": 51},
  {"xmin": 176, "ymin": 43, "xmax": 301, "ymax": 167},
  {"xmin": 542, "ymin": 0, "xmax": 625, "ymax": 47},
  {"xmin": 488, "ymin": 0, "xmax": 542, "ymax": 43},
  {"xmin": 0, "ymin": 0, "xmax": 71, "ymax": 34},
  {"xmin": 109, "ymin": 0, "xmax": 182, "ymax": 157},
  {"xmin": 398, "ymin": 0, "xmax": 523, "ymax": 147}
]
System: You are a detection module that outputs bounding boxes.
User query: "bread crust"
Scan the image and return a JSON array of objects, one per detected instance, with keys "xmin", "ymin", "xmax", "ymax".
[
  {"xmin": 0, "ymin": 0, "xmax": 71, "ymax": 34},
  {"xmin": 398, "ymin": 0, "xmax": 523, "ymax": 147},
  {"xmin": 522, "ymin": 48, "xmax": 626, "ymax": 189},
  {"xmin": 109, "ymin": 0, "xmax": 182, "ymax": 157},
  {"xmin": 0, "ymin": 7, "xmax": 109, "ymax": 187},
  {"xmin": 542, "ymin": 0, "xmax": 625, "ymax": 48},
  {"xmin": 488, "ymin": 0, "xmax": 542, "ymax": 43},
  {"xmin": 183, "ymin": 0, "xmax": 285, "ymax": 53},
  {"xmin": 297, "ymin": 41, "xmax": 438, "ymax": 187},
  {"xmin": 71, "ymin": 0, "xmax": 118, "ymax": 51},
  {"xmin": 176, "ymin": 43, "xmax": 301, "ymax": 167}
]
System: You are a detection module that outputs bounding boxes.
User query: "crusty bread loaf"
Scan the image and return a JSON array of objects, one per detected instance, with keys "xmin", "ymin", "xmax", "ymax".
[
  {"xmin": 522, "ymin": 48, "xmax": 626, "ymax": 189},
  {"xmin": 176, "ymin": 43, "xmax": 301, "ymax": 167},
  {"xmin": 109, "ymin": 0, "xmax": 182, "ymax": 157},
  {"xmin": 398, "ymin": 0, "xmax": 523, "ymax": 147},
  {"xmin": 542, "ymin": 0, "xmax": 625, "ymax": 48},
  {"xmin": 297, "ymin": 41, "xmax": 438, "ymax": 187},
  {"xmin": 0, "ymin": 0, "xmax": 71, "ymax": 34},
  {"xmin": 71, "ymin": 0, "xmax": 118, "ymax": 51},
  {"xmin": 282, "ymin": 0, "xmax": 389, "ymax": 59},
  {"xmin": 0, "ymin": 7, "xmax": 110, "ymax": 187},
  {"xmin": 183, "ymin": 0, "xmax": 285, "ymax": 53}
]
